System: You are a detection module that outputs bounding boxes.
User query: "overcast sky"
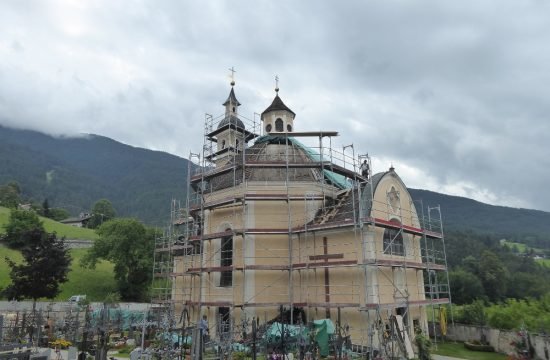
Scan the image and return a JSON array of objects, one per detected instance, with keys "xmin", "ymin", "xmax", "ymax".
[{"xmin": 1, "ymin": 1, "xmax": 549, "ymax": 211}]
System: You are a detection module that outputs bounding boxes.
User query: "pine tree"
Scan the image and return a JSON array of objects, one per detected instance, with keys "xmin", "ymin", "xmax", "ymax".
[{"xmin": 3, "ymin": 228, "xmax": 72, "ymax": 301}]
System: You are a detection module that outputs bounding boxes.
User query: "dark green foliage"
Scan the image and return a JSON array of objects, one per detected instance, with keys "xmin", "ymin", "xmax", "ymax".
[
  {"xmin": 3, "ymin": 228, "xmax": 72, "ymax": 300},
  {"xmin": 81, "ymin": 218, "xmax": 154, "ymax": 301},
  {"xmin": 42, "ymin": 198, "xmax": 50, "ymax": 218},
  {"xmin": 0, "ymin": 125, "xmax": 189, "ymax": 226},
  {"xmin": 0, "ymin": 181, "xmax": 21, "ymax": 209},
  {"xmin": 414, "ymin": 327, "xmax": 432, "ymax": 360},
  {"xmin": 88, "ymin": 199, "xmax": 116, "ymax": 229},
  {"xmin": 486, "ymin": 296, "xmax": 550, "ymax": 332},
  {"xmin": 448, "ymin": 268, "xmax": 485, "ymax": 304},
  {"xmin": 441, "ymin": 229, "xmax": 550, "ymax": 302},
  {"xmin": 48, "ymin": 207, "xmax": 70, "ymax": 221},
  {"xmin": 478, "ymin": 250, "xmax": 509, "ymax": 302},
  {"xmin": 2, "ymin": 209, "xmax": 45, "ymax": 248}
]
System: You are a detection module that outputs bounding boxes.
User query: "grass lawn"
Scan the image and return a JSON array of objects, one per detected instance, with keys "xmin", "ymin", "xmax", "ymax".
[
  {"xmin": 501, "ymin": 240, "xmax": 528, "ymax": 252},
  {"xmin": 0, "ymin": 245, "xmax": 22, "ymax": 290},
  {"xmin": 433, "ymin": 341, "xmax": 507, "ymax": 360},
  {"xmin": 536, "ymin": 258, "xmax": 550, "ymax": 267},
  {"xmin": 0, "ymin": 245, "xmax": 117, "ymax": 302},
  {"xmin": 57, "ymin": 248, "xmax": 117, "ymax": 301},
  {"xmin": 0, "ymin": 206, "xmax": 98, "ymax": 240}
]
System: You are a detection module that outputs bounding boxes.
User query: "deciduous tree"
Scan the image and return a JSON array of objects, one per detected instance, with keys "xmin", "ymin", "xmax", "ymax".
[
  {"xmin": 478, "ymin": 250, "xmax": 509, "ymax": 302},
  {"xmin": 88, "ymin": 199, "xmax": 116, "ymax": 229},
  {"xmin": 81, "ymin": 218, "xmax": 154, "ymax": 301},
  {"xmin": 448, "ymin": 268, "xmax": 485, "ymax": 304},
  {"xmin": 0, "ymin": 181, "xmax": 21, "ymax": 209},
  {"xmin": 2, "ymin": 209, "xmax": 44, "ymax": 249}
]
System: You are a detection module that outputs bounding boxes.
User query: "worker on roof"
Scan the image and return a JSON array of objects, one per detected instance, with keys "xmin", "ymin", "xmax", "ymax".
[{"xmin": 360, "ymin": 160, "xmax": 370, "ymax": 179}]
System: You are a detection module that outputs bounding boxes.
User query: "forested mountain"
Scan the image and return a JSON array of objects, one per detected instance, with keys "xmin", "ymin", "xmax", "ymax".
[
  {"xmin": 409, "ymin": 189, "xmax": 550, "ymax": 246},
  {"xmin": 2, "ymin": 125, "xmax": 550, "ymax": 243},
  {"xmin": 0, "ymin": 125, "xmax": 190, "ymax": 226}
]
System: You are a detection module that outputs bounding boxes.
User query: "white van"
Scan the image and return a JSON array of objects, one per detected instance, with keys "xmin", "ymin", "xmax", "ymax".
[{"xmin": 68, "ymin": 295, "xmax": 86, "ymax": 302}]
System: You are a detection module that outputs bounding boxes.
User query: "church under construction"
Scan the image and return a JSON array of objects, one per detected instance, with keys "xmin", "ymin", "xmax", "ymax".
[{"xmin": 153, "ymin": 79, "xmax": 451, "ymax": 359}]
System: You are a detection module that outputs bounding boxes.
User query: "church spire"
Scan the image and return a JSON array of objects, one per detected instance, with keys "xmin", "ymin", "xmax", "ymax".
[{"xmin": 223, "ymin": 67, "xmax": 241, "ymax": 116}]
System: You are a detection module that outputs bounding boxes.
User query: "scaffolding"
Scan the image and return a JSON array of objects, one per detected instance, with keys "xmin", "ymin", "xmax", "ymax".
[{"xmin": 152, "ymin": 91, "xmax": 451, "ymax": 359}]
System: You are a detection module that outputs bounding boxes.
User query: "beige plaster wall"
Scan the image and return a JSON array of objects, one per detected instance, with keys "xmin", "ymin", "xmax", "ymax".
[{"xmin": 173, "ymin": 170, "xmax": 431, "ymax": 346}]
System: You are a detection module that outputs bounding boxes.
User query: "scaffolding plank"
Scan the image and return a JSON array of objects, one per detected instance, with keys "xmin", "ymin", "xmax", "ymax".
[
  {"xmin": 363, "ymin": 217, "xmax": 443, "ymax": 238},
  {"xmin": 190, "ymin": 164, "xmax": 238, "ymax": 183},
  {"xmin": 245, "ymin": 161, "xmax": 332, "ymax": 169},
  {"xmin": 187, "ymin": 266, "xmax": 233, "ymax": 273},
  {"xmin": 293, "ymin": 260, "xmax": 357, "ymax": 269},
  {"xmin": 279, "ymin": 131, "xmax": 339, "ymax": 137},
  {"xmin": 190, "ymin": 197, "xmax": 241, "ymax": 211},
  {"xmin": 206, "ymin": 122, "xmax": 258, "ymax": 141},
  {"xmin": 244, "ymin": 193, "xmax": 324, "ymax": 201},
  {"xmin": 190, "ymin": 193, "xmax": 324, "ymax": 212},
  {"xmin": 244, "ymin": 264, "xmax": 290, "ymax": 270},
  {"xmin": 185, "ymin": 300, "xmax": 233, "ymax": 307},
  {"xmin": 234, "ymin": 228, "xmax": 290, "ymax": 235},
  {"xmin": 362, "ymin": 259, "xmax": 428, "ymax": 269},
  {"xmin": 295, "ymin": 219, "xmax": 355, "ymax": 232},
  {"xmin": 362, "ymin": 298, "xmax": 450, "ymax": 310},
  {"xmin": 306, "ymin": 302, "xmax": 360, "ymax": 308},
  {"xmin": 425, "ymin": 263, "xmax": 447, "ymax": 271},
  {"xmin": 189, "ymin": 230, "xmax": 234, "ymax": 242}
]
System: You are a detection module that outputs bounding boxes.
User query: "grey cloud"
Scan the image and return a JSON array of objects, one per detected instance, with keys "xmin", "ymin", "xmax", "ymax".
[{"xmin": 0, "ymin": 0, "xmax": 549, "ymax": 211}]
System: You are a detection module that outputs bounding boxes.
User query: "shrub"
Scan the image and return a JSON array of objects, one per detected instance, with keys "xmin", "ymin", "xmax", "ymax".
[{"xmin": 50, "ymin": 338, "xmax": 73, "ymax": 349}]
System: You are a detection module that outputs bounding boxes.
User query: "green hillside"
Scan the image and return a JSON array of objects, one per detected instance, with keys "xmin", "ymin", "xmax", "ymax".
[
  {"xmin": 0, "ymin": 245, "xmax": 116, "ymax": 301},
  {"xmin": 0, "ymin": 206, "xmax": 98, "ymax": 240},
  {"xmin": 0, "ymin": 125, "xmax": 191, "ymax": 226},
  {"xmin": 1, "ymin": 207, "xmax": 112, "ymax": 300},
  {"xmin": 58, "ymin": 248, "xmax": 117, "ymax": 301},
  {"xmin": 410, "ymin": 189, "xmax": 550, "ymax": 247}
]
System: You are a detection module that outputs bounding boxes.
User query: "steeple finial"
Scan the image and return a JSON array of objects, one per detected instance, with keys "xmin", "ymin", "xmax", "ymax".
[
  {"xmin": 229, "ymin": 66, "xmax": 236, "ymax": 86},
  {"xmin": 275, "ymin": 75, "xmax": 279, "ymax": 93}
]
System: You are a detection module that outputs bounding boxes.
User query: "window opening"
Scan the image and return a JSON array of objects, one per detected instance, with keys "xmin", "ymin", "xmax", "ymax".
[
  {"xmin": 383, "ymin": 219, "xmax": 405, "ymax": 256},
  {"xmin": 220, "ymin": 231, "xmax": 233, "ymax": 287},
  {"xmin": 275, "ymin": 118, "xmax": 284, "ymax": 132},
  {"xmin": 218, "ymin": 307, "xmax": 230, "ymax": 336}
]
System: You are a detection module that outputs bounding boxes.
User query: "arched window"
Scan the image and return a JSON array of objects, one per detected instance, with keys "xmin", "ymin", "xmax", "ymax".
[
  {"xmin": 275, "ymin": 118, "xmax": 284, "ymax": 132},
  {"xmin": 221, "ymin": 140, "xmax": 226, "ymax": 149},
  {"xmin": 383, "ymin": 219, "xmax": 405, "ymax": 256},
  {"xmin": 266, "ymin": 124, "xmax": 272, "ymax": 133},
  {"xmin": 287, "ymin": 124, "xmax": 292, "ymax": 132},
  {"xmin": 220, "ymin": 230, "xmax": 233, "ymax": 287},
  {"xmin": 235, "ymin": 139, "xmax": 239, "ymax": 149}
]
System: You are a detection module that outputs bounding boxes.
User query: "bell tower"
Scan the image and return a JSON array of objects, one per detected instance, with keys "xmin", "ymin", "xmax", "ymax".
[{"xmin": 261, "ymin": 76, "xmax": 296, "ymax": 134}]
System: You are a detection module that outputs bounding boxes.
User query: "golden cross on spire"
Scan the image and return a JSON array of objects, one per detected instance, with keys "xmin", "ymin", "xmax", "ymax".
[{"xmin": 229, "ymin": 66, "xmax": 236, "ymax": 86}]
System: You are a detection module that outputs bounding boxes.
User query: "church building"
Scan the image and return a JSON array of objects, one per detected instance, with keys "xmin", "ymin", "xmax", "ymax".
[{"xmin": 155, "ymin": 78, "xmax": 450, "ymax": 359}]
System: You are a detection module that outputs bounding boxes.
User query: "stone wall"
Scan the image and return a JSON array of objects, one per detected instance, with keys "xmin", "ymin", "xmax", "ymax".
[{"xmin": 441, "ymin": 323, "xmax": 550, "ymax": 359}]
